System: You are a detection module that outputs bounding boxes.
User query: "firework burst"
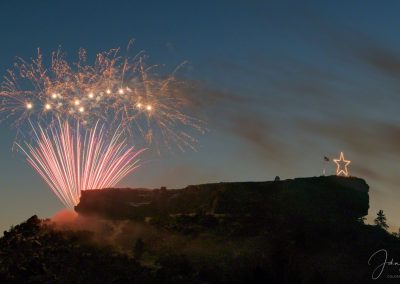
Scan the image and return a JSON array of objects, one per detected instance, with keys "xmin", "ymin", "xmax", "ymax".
[
  {"xmin": 0, "ymin": 42, "xmax": 205, "ymax": 208},
  {"xmin": 0, "ymin": 43, "xmax": 204, "ymax": 152},
  {"xmin": 17, "ymin": 120, "xmax": 145, "ymax": 208}
]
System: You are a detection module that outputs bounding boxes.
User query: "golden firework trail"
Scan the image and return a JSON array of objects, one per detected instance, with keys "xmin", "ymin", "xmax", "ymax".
[{"xmin": 0, "ymin": 43, "xmax": 204, "ymax": 152}]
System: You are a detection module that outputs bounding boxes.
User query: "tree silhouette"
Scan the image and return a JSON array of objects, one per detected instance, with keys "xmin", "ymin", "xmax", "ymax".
[
  {"xmin": 133, "ymin": 238, "xmax": 145, "ymax": 260},
  {"xmin": 357, "ymin": 216, "xmax": 367, "ymax": 224},
  {"xmin": 374, "ymin": 210, "xmax": 389, "ymax": 230},
  {"xmin": 392, "ymin": 228, "xmax": 400, "ymax": 238}
]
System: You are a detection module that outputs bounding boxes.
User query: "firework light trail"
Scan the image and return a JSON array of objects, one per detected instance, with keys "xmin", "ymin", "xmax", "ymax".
[
  {"xmin": 17, "ymin": 120, "xmax": 145, "ymax": 208},
  {"xmin": 0, "ymin": 42, "xmax": 204, "ymax": 208},
  {"xmin": 0, "ymin": 42, "xmax": 204, "ymax": 152}
]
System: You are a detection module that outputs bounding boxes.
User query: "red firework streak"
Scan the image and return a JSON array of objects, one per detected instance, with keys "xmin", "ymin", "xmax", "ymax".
[{"xmin": 18, "ymin": 120, "xmax": 145, "ymax": 208}]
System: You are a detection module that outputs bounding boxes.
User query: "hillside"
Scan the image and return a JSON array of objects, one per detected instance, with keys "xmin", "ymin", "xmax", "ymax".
[{"xmin": 1, "ymin": 176, "xmax": 400, "ymax": 283}]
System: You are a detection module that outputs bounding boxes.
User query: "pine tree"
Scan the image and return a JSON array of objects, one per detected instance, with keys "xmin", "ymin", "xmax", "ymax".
[
  {"xmin": 374, "ymin": 210, "xmax": 389, "ymax": 230},
  {"xmin": 133, "ymin": 238, "xmax": 145, "ymax": 260}
]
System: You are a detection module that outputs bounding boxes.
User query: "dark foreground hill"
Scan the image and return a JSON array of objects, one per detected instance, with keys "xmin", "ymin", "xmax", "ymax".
[{"xmin": 1, "ymin": 176, "xmax": 400, "ymax": 283}]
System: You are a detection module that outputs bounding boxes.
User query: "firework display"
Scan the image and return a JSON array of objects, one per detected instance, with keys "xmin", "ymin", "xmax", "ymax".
[
  {"xmin": 17, "ymin": 120, "xmax": 145, "ymax": 208},
  {"xmin": 0, "ymin": 44, "xmax": 203, "ymax": 151},
  {"xmin": 0, "ymin": 43, "xmax": 203, "ymax": 207}
]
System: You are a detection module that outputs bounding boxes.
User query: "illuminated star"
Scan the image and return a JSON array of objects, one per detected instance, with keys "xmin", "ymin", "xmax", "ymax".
[{"xmin": 333, "ymin": 152, "xmax": 351, "ymax": 177}]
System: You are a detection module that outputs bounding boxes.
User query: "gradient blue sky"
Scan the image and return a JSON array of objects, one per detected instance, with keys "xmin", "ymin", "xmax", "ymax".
[{"xmin": 1, "ymin": 1, "xmax": 400, "ymax": 232}]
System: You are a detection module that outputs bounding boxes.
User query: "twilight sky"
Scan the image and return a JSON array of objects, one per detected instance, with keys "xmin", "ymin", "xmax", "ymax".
[{"xmin": 1, "ymin": 1, "xmax": 400, "ymax": 232}]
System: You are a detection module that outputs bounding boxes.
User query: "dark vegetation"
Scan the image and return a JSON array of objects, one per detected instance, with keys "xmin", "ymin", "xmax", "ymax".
[
  {"xmin": 0, "ymin": 216, "xmax": 149, "ymax": 283},
  {"xmin": 1, "ymin": 176, "xmax": 400, "ymax": 283}
]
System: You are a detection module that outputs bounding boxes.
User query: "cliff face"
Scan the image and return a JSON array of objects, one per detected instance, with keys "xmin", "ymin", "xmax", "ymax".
[{"xmin": 75, "ymin": 176, "xmax": 369, "ymax": 221}]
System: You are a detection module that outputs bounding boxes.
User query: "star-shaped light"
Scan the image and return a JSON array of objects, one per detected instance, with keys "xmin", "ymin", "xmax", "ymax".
[{"xmin": 333, "ymin": 152, "xmax": 351, "ymax": 177}]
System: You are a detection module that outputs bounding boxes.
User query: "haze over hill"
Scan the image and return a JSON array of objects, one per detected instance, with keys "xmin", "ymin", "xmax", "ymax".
[{"xmin": 3, "ymin": 175, "xmax": 398, "ymax": 283}]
